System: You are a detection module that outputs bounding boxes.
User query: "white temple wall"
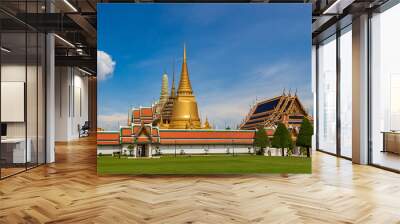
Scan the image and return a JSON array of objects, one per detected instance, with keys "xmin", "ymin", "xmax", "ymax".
[
  {"xmin": 158, "ymin": 144, "xmax": 254, "ymax": 154},
  {"xmin": 97, "ymin": 145, "xmax": 121, "ymax": 155}
]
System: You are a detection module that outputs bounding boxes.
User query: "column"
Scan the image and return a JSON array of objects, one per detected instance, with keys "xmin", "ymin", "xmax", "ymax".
[
  {"xmin": 352, "ymin": 14, "xmax": 369, "ymax": 164},
  {"xmin": 46, "ymin": 30, "xmax": 55, "ymax": 163}
]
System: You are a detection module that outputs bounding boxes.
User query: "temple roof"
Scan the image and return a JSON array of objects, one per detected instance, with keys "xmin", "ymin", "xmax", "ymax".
[
  {"xmin": 240, "ymin": 94, "xmax": 312, "ymax": 130},
  {"xmin": 253, "ymin": 97, "xmax": 281, "ymax": 114}
]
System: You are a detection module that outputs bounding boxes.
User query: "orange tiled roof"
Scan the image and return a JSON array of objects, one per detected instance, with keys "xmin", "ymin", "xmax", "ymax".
[
  {"xmin": 121, "ymin": 128, "xmax": 132, "ymax": 137},
  {"xmin": 121, "ymin": 137, "xmax": 134, "ymax": 144},
  {"xmin": 97, "ymin": 132, "xmax": 120, "ymax": 141},
  {"xmin": 97, "ymin": 130, "xmax": 256, "ymax": 146},
  {"xmin": 133, "ymin": 110, "xmax": 140, "ymax": 118},
  {"xmin": 151, "ymin": 128, "xmax": 159, "ymax": 136},
  {"xmin": 159, "ymin": 130, "xmax": 255, "ymax": 139},
  {"xmin": 141, "ymin": 108, "xmax": 153, "ymax": 117},
  {"xmin": 133, "ymin": 126, "xmax": 140, "ymax": 134}
]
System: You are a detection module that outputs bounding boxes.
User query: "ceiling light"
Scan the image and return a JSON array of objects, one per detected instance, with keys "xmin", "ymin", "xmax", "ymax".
[
  {"xmin": 78, "ymin": 67, "xmax": 93, "ymax": 76},
  {"xmin": 1, "ymin": 47, "xmax": 11, "ymax": 53},
  {"xmin": 63, "ymin": 0, "xmax": 78, "ymax": 12},
  {"xmin": 323, "ymin": 0, "xmax": 355, "ymax": 15},
  {"xmin": 54, "ymin": 34, "xmax": 75, "ymax": 48}
]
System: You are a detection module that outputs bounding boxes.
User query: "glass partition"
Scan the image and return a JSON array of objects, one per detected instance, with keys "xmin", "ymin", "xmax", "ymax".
[
  {"xmin": 339, "ymin": 26, "xmax": 352, "ymax": 158},
  {"xmin": 0, "ymin": 1, "xmax": 46, "ymax": 179},
  {"xmin": 27, "ymin": 31, "xmax": 38, "ymax": 169},
  {"xmin": 317, "ymin": 35, "xmax": 337, "ymax": 154},
  {"xmin": 370, "ymin": 3, "xmax": 400, "ymax": 171},
  {"xmin": 1, "ymin": 30, "xmax": 28, "ymax": 177}
]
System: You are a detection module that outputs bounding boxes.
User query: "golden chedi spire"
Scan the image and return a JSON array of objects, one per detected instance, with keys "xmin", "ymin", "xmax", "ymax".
[
  {"xmin": 169, "ymin": 44, "xmax": 201, "ymax": 129},
  {"xmin": 160, "ymin": 71, "xmax": 169, "ymax": 105},
  {"xmin": 177, "ymin": 43, "xmax": 193, "ymax": 95}
]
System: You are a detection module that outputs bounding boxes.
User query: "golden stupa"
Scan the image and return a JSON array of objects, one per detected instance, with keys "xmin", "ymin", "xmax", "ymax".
[{"xmin": 169, "ymin": 44, "xmax": 201, "ymax": 129}]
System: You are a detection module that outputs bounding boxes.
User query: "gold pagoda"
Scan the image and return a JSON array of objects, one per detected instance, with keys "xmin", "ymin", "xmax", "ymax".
[
  {"xmin": 168, "ymin": 44, "xmax": 202, "ymax": 129},
  {"xmin": 160, "ymin": 65, "xmax": 177, "ymax": 125}
]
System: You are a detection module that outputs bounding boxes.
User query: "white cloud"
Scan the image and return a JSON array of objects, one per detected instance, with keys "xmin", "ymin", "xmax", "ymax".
[
  {"xmin": 97, "ymin": 51, "xmax": 116, "ymax": 81},
  {"xmin": 98, "ymin": 113, "xmax": 127, "ymax": 131}
]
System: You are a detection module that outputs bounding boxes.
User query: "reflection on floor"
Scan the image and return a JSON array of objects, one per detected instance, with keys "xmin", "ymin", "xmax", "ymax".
[
  {"xmin": 373, "ymin": 151, "xmax": 400, "ymax": 171},
  {"xmin": 0, "ymin": 167, "xmax": 25, "ymax": 178},
  {"xmin": 0, "ymin": 136, "xmax": 399, "ymax": 223},
  {"xmin": 0, "ymin": 163, "xmax": 43, "ymax": 179}
]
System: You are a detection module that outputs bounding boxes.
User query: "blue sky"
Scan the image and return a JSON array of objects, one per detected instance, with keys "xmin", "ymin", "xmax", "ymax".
[{"xmin": 97, "ymin": 4, "xmax": 312, "ymax": 130}]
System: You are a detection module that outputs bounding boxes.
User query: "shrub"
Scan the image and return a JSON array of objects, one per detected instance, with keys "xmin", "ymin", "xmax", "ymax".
[
  {"xmin": 254, "ymin": 125, "xmax": 270, "ymax": 155},
  {"xmin": 271, "ymin": 123, "xmax": 292, "ymax": 156},
  {"xmin": 296, "ymin": 118, "xmax": 313, "ymax": 157}
]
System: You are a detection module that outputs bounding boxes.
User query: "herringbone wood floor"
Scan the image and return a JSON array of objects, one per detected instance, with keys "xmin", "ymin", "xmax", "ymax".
[{"xmin": 1, "ymin": 137, "xmax": 400, "ymax": 224}]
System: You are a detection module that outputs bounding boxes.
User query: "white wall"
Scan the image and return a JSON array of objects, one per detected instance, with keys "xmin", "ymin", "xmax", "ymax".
[
  {"xmin": 97, "ymin": 145, "xmax": 121, "ymax": 155},
  {"xmin": 1, "ymin": 65, "xmax": 37, "ymax": 138},
  {"xmin": 1, "ymin": 65, "xmax": 26, "ymax": 138},
  {"xmin": 55, "ymin": 67, "xmax": 89, "ymax": 141},
  {"xmin": 1, "ymin": 63, "xmax": 46, "ymax": 163},
  {"xmin": 159, "ymin": 144, "xmax": 253, "ymax": 154}
]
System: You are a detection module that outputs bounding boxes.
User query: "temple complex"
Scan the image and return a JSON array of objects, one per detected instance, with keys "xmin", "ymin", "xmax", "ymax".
[{"xmin": 97, "ymin": 44, "xmax": 311, "ymax": 157}]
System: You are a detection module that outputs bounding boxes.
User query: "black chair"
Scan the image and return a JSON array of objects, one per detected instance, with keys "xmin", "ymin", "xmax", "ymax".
[{"xmin": 79, "ymin": 121, "xmax": 90, "ymax": 138}]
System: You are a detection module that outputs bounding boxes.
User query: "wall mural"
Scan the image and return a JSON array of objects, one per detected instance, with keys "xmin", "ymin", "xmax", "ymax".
[{"xmin": 97, "ymin": 4, "xmax": 312, "ymax": 174}]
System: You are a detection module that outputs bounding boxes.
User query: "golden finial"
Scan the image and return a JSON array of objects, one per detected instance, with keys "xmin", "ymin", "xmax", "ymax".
[
  {"xmin": 177, "ymin": 43, "xmax": 193, "ymax": 95},
  {"xmin": 183, "ymin": 42, "xmax": 186, "ymax": 61}
]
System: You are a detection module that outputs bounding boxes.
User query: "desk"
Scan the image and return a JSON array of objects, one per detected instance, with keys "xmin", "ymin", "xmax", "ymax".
[
  {"xmin": 382, "ymin": 132, "xmax": 400, "ymax": 154},
  {"xmin": 1, "ymin": 138, "xmax": 31, "ymax": 163}
]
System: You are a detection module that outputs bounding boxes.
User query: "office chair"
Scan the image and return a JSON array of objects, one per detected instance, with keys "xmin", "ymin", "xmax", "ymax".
[{"xmin": 79, "ymin": 121, "xmax": 90, "ymax": 138}]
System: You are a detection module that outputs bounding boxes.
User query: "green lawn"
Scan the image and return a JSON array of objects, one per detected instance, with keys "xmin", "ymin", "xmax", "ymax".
[{"xmin": 97, "ymin": 155, "xmax": 311, "ymax": 174}]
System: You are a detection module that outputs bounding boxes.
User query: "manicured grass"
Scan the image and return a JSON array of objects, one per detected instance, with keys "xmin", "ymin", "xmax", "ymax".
[{"xmin": 97, "ymin": 155, "xmax": 311, "ymax": 174}]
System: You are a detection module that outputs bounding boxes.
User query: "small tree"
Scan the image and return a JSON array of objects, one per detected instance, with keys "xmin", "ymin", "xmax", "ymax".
[
  {"xmin": 271, "ymin": 123, "xmax": 292, "ymax": 157},
  {"xmin": 254, "ymin": 125, "xmax": 270, "ymax": 155},
  {"xmin": 127, "ymin": 144, "xmax": 134, "ymax": 156},
  {"xmin": 296, "ymin": 118, "xmax": 313, "ymax": 157}
]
